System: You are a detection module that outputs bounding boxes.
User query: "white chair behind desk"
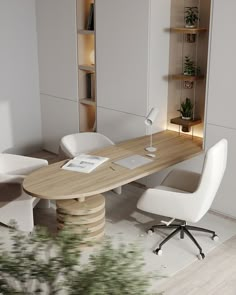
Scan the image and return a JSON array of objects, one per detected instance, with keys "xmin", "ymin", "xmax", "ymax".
[
  {"xmin": 0, "ymin": 154, "xmax": 48, "ymax": 232},
  {"xmin": 137, "ymin": 139, "xmax": 228, "ymax": 259},
  {"xmin": 60, "ymin": 132, "xmax": 122, "ymax": 194}
]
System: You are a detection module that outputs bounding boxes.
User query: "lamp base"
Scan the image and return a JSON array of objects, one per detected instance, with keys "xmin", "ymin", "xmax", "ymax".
[{"xmin": 145, "ymin": 147, "xmax": 157, "ymax": 152}]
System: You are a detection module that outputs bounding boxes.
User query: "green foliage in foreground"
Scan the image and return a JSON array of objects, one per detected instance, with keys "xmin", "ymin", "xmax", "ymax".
[{"xmin": 0, "ymin": 226, "xmax": 159, "ymax": 295}]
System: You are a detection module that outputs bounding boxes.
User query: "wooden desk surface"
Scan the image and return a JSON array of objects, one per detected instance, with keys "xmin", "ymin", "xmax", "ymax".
[{"xmin": 23, "ymin": 131, "xmax": 203, "ymax": 200}]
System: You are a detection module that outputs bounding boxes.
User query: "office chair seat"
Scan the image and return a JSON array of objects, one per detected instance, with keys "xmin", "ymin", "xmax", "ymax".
[{"xmin": 137, "ymin": 139, "xmax": 228, "ymax": 259}]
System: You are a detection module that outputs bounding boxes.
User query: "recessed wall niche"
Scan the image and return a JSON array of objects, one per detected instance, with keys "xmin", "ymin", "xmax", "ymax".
[{"xmin": 167, "ymin": 0, "xmax": 212, "ymax": 138}]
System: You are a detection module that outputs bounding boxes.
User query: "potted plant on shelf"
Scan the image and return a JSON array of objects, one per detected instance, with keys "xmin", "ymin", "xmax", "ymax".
[
  {"xmin": 184, "ymin": 6, "xmax": 199, "ymax": 28},
  {"xmin": 178, "ymin": 98, "xmax": 193, "ymax": 120},
  {"xmin": 183, "ymin": 56, "xmax": 200, "ymax": 76}
]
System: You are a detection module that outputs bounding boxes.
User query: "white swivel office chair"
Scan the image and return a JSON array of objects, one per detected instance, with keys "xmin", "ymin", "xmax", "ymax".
[
  {"xmin": 137, "ymin": 139, "xmax": 228, "ymax": 259},
  {"xmin": 60, "ymin": 132, "xmax": 122, "ymax": 194},
  {"xmin": 0, "ymin": 154, "xmax": 48, "ymax": 231}
]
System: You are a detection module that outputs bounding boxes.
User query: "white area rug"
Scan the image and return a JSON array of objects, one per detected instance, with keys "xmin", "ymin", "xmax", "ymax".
[
  {"xmin": 103, "ymin": 184, "xmax": 236, "ymax": 291},
  {"xmin": 1, "ymin": 184, "xmax": 236, "ymax": 293}
]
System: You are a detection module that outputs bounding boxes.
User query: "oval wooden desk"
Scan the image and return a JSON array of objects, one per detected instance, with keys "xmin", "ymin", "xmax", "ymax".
[{"xmin": 23, "ymin": 131, "xmax": 203, "ymax": 240}]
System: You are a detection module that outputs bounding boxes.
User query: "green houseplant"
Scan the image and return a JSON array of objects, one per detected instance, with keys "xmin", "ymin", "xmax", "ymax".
[
  {"xmin": 0, "ymin": 226, "xmax": 160, "ymax": 295},
  {"xmin": 177, "ymin": 98, "xmax": 193, "ymax": 120},
  {"xmin": 184, "ymin": 6, "xmax": 199, "ymax": 28},
  {"xmin": 183, "ymin": 56, "xmax": 200, "ymax": 76}
]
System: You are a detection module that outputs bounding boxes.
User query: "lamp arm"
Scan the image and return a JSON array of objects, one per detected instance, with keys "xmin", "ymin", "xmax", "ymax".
[{"xmin": 150, "ymin": 125, "xmax": 153, "ymax": 148}]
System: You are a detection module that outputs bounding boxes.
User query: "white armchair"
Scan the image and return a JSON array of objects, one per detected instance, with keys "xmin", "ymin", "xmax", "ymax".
[
  {"xmin": 59, "ymin": 132, "xmax": 114, "ymax": 158},
  {"xmin": 137, "ymin": 139, "xmax": 228, "ymax": 259},
  {"xmin": 0, "ymin": 154, "xmax": 48, "ymax": 231}
]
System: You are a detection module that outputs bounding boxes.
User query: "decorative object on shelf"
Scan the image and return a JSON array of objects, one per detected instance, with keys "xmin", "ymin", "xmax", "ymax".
[
  {"xmin": 184, "ymin": 7, "xmax": 199, "ymax": 28},
  {"xmin": 86, "ymin": 73, "xmax": 95, "ymax": 99},
  {"xmin": 86, "ymin": 3, "xmax": 94, "ymax": 30},
  {"xmin": 184, "ymin": 56, "xmax": 200, "ymax": 76},
  {"xmin": 144, "ymin": 107, "xmax": 159, "ymax": 152},
  {"xmin": 184, "ymin": 80, "xmax": 194, "ymax": 89},
  {"xmin": 177, "ymin": 97, "xmax": 193, "ymax": 120},
  {"xmin": 186, "ymin": 32, "xmax": 196, "ymax": 43}
]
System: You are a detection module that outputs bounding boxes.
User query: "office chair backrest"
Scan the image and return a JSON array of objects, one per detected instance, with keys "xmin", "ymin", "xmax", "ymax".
[
  {"xmin": 195, "ymin": 139, "xmax": 228, "ymax": 219},
  {"xmin": 60, "ymin": 132, "xmax": 114, "ymax": 158}
]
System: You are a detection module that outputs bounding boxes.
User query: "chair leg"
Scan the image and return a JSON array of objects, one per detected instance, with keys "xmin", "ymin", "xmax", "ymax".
[
  {"xmin": 154, "ymin": 227, "xmax": 181, "ymax": 253},
  {"xmin": 186, "ymin": 225, "xmax": 216, "ymax": 236},
  {"xmin": 183, "ymin": 227, "xmax": 203, "ymax": 254}
]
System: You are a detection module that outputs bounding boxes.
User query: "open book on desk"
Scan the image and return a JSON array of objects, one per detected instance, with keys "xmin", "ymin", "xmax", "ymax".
[{"xmin": 61, "ymin": 154, "xmax": 109, "ymax": 173}]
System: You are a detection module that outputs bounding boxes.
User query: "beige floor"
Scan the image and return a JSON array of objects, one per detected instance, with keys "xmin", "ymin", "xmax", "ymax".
[{"xmin": 158, "ymin": 235, "xmax": 236, "ymax": 295}]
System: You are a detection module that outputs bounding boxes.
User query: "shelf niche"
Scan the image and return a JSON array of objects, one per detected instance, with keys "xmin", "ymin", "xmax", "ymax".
[
  {"xmin": 167, "ymin": 0, "xmax": 212, "ymax": 138},
  {"xmin": 77, "ymin": 0, "xmax": 96, "ymax": 133}
]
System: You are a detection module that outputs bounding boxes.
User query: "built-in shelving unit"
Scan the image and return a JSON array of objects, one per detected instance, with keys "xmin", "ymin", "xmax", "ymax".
[
  {"xmin": 77, "ymin": 0, "xmax": 96, "ymax": 132},
  {"xmin": 167, "ymin": 0, "xmax": 211, "ymax": 137}
]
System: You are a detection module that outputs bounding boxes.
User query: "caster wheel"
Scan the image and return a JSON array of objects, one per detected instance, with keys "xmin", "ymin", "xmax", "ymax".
[
  {"xmin": 212, "ymin": 234, "xmax": 219, "ymax": 242},
  {"xmin": 198, "ymin": 252, "xmax": 205, "ymax": 260},
  {"xmin": 153, "ymin": 248, "xmax": 163, "ymax": 256},
  {"xmin": 147, "ymin": 229, "xmax": 154, "ymax": 236}
]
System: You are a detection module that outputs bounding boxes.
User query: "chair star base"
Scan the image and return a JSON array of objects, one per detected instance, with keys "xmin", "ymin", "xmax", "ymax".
[{"xmin": 149, "ymin": 222, "xmax": 218, "ymax": 259}]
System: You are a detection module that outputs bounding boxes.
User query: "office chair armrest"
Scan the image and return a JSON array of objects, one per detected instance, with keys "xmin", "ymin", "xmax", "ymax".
[
  {"xmin": 0, "ymin": 154, "xmax": 48, "ymax": 175},
  {"xmin": 137, "ymin": 187, "xmax": 196, "ymax": 222},
  {"xmin": 0, "ymin": 173, "xmax": 26, "ymax": 184}
]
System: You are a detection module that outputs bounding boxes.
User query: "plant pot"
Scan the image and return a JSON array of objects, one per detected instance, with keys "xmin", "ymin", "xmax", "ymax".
[
  {"xmin": 183, "ymin": 72, "xmax": 193, "ymax": 76},
  {"xmin": 185, "ymin": 24, "xmax": 196, "ymax": 28},
  {"xmin": 181, "ymin": 116, "xmax": 191, "ymax": 120}
]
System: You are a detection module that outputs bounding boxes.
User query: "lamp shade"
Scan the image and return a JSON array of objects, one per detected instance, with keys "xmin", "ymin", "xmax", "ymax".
[{"xmin": 145, "ymin": 108, "xmax": 159, "ymax": 126}]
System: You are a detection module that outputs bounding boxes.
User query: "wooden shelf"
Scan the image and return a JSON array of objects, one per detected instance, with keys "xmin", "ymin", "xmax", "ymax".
[
  {"xmin": 78, "ymin": 29, "xmax": 95, "ymax": 35},
  {"xmin": 80, "ymin": 98, "xmax": 96, "ymax": 106},
  {"xmin": 171, "ymin": 27, "xmax": 207, "ymax": 34},
  {"xmin": 78, "ymin": 64, "xmax": 95, "ymax": 72},
  {"xmin": 171, "ymin": 74, "xmax": 204, "ymax": 81},
  {"xmin": 170, "ymin": 117, "xmax": 202, "ymax": 132}
]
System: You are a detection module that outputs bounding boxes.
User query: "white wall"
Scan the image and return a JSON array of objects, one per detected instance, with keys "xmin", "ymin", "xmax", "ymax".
[
  {"xmin": 36, "ymin": 0, "xmax": 79, "ymax": 153},
  {"xmin": 0, "ymin": 0, "xmax": 42, "ymax": 154},
  {"xmin": 96, "ymin": 0, "xmax": 170, "ymax": 142},
  {"xmin": 204, "ymin": 0, "xmax": 236, "ymax": 218},
  {"xmin": 148, "ymin": 0, "xmax": 170, "ymax": 133}
]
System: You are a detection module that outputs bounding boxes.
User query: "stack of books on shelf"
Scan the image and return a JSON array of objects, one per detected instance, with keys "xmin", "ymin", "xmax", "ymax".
[
  {"xmin": 86, "ymin": 73, "xmax": 95, "ymax": 100},
  {"xmin": 87, "ymin": 3, "xmax": 94, "ymax": 30}
]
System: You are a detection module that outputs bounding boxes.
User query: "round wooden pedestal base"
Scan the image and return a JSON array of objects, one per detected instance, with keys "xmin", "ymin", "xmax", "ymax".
[{"xmin": 56, "ymin": 194, "xmax": 105, "ymax": 241}]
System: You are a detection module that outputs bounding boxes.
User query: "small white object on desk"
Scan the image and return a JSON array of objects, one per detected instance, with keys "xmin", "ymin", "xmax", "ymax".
[
  {"xmin": 146, "ymin": 153, "xmax": 156, "ymax": 158},
  {"xmin": 113, "ymin": 155, "xmax": 153, "ymax": 170}
]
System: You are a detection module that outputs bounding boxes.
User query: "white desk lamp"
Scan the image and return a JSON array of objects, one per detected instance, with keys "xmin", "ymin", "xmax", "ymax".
[{"xmin": 145, "ymin": 107, "xmax": 159, "ymax": 152}]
